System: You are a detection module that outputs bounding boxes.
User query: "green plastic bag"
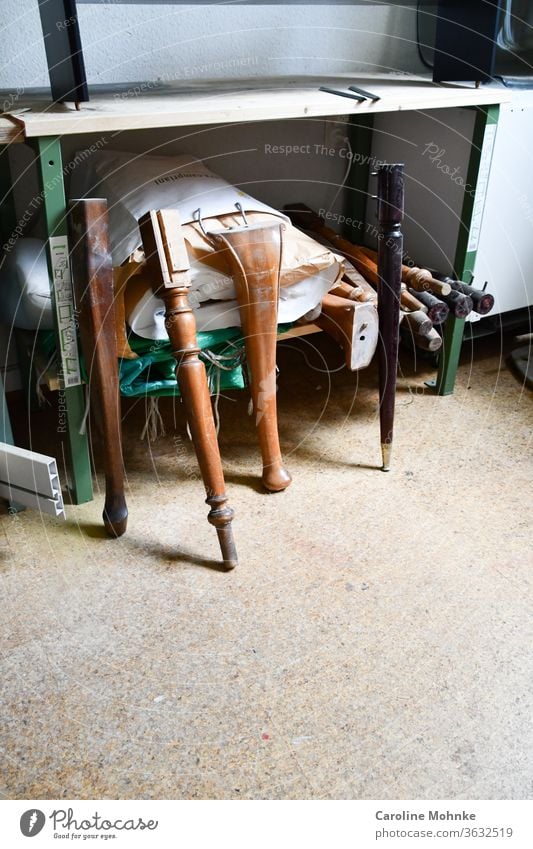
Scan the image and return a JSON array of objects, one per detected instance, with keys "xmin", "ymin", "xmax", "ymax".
[
  {"xmin": 118, "ymin": 329, "xmax": 246, "ymax": 397},
  {"xmin": 38, "ymin": 323, "xmax": 291, "ymax": 399}
]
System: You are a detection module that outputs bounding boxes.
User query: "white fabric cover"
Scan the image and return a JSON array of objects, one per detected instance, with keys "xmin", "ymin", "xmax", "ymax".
[
  {"xmin": 69, "ymin": 148, "xmax": 341, "ymax": 338},
  {"xmin": 78, "ymin": 149, "xmax": 289, "ymax": 267},
  {"xmin": 128, "ymin": 265, "xmax": 340, "ymax": 338},
  {"xmin": 0, "ymin": 239, "xmax": 54, "ymax": 330}
]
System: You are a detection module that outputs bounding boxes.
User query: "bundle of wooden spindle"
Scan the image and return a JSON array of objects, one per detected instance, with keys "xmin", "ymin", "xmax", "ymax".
[{"xmin": 284, "ymin": 203, "xmax": 495, "ymax": 355}]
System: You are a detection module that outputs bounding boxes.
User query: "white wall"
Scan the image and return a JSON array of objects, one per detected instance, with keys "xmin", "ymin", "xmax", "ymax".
[
  {"xmin": 0, "ymin": 1, "xmax": 425, "ymax": 391},
  {"xmin": 0, "ymin": 1, "xmax": 426, "ymax": 229},
  {"xmin": 0, "ymin": 2, "xmax": 424, "ymax": 89},
  {"xmin": 472, "ymin": 98, "xmax": 533, "ymax": 316},
  {"xmin": 370, "ymin": 107, "xmax": 476, "ymax": 272}
]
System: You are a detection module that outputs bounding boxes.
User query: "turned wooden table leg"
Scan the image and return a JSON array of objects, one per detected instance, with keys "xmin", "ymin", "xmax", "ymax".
[
  {"xmin": 139, "ymin": 209, "xmax": 237, "ymax": 569},
  {"xmin": 162, "ymin": 287, "xmax": 237, "ymax": 568},
  {"xmin": 376, "ymin": 164, "xmax": 404, "ymax": 472},
  {"xmin": 210, "ymin": 225, "xmax": 291, "ymax": 493},
  {"xmin": 69, "ymin": 198, "xmax": 128, "ymax": 536}
]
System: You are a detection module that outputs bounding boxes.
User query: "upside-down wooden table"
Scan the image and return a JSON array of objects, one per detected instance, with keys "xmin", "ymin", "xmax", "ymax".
[{"xmin": 0, "ymin": 75, "xmax": 507, "ymax": 516}]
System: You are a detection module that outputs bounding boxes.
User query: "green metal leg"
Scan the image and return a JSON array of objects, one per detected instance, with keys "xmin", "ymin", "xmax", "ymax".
[
  {"xmin": 345, "ymin": 115, "xmax": 374, "ymax": 240},
  {"xmin": 31, "ymin": 137, "xmax": 93, "ymax": 504},
  {"xmin": 0, "ymin": 144, "xmax": 17, "ymax": 245},
  {"xmin": 1, "ymin": 146, "xmax": 26, "ymax": 511},
  {"xmin": 0, "ymin": 372, "xmax": 25, "ymax": 513},
  {"xmin": 435, "ymin": 104, "xmax": 500, "ymax": 395},
  {"xmin": 434, "ymin": 316, "xmax": 466, "ymax": 395},
  {"xmin": 1, "ymin": 148, "xmax": 41, "ymax": 412},
  {"xmin": 0, "ymin": 373, "xmax": 15, "ymax": 444},
  {"xmin": 14, "ymin": 330, "xmax": 41, "ymax": 412}
]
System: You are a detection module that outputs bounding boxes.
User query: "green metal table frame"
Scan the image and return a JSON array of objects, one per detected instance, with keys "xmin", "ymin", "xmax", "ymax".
[
  {"xmin": 0, "ymin": 137, "xmax": 92, "ymax": 504},
  {"xmin": 346, "ymin": 104, "xmax": 500, "ymax": 396},
  {"xmin": 434, "ymin": 104, "xmax": 500, "ymax": 394},
  {"xmin": 0, "ymin": 102, "xmax": 500, "ymax": 502},
  {"xmin": 0, "ymin": 370, "xmax": 25, "ymax": 512}
]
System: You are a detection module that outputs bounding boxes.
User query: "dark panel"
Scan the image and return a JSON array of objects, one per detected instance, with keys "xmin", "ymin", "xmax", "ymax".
[
  {"xmin": 433, "ymin": 0, "xmax": 502, "ymax": 82},
  {"xmin": 38, "ymin": 0, "xmax": 89, "ymax": 103}
]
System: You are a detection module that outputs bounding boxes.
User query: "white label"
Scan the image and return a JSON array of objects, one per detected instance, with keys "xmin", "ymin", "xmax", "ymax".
[
  {"xmin": 466, "ymin": 123, "xmax": 497, "ymax": 253},
  {"xmin": 49, "ymin": 235, "xmax": 81, "ymax": 388}
]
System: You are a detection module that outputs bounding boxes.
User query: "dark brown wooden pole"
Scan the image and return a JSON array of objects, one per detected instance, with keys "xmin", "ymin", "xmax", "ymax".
[
  {"xmin": 69, "ymin": 198, "xmax": 128, "ymax": 537},
  {"xmin": 284, "ymin": 200, "xmax": 406, "ymax": 470},
  {"xmin": 376, "ymin": 164, "xmax": 404, "ymax": 471}
]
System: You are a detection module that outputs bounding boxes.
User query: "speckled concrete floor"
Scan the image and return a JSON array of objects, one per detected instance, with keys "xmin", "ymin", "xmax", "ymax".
[{"xmin": 1, "ymin": 332, "xmax": 531, "ymax": 800}]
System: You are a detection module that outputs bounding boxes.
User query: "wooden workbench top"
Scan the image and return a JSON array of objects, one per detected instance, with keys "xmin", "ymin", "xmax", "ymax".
[{"xmin": 0, "ymin": 75, "xmax": 509, "ymax": 144}]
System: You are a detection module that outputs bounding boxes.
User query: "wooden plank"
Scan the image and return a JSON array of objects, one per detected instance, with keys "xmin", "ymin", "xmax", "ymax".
[
  {"xmin": 4, "ymin": 77, "xmax": 509, "ymax": 139},
  {"xmin": 0, "ymin": 116, "xmax": 24, "ymax": 144},
  {"xmin": 276, "ymin": 323, "xmax": 322, "ymax": 341}
]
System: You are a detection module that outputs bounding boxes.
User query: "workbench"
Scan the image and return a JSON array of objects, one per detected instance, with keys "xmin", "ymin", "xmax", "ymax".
[{"xmin": 0, "ymin": 75, "xmax": 508, "ymax": 504}]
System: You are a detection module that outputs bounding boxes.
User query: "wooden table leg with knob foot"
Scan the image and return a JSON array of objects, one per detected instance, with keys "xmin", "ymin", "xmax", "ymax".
[
  {"xmin": 163, "ymin": 289, "xmax": 237, "ymax": 569},
  {"xmin": 209, "ymin": 224, "xmax": 291, "ymax": 493},
  {"xmin": 69, "ymin": 198, "xmax": 128, "ymax": 537},
  {"xmin": 139, "ymin": 209, "xmax": 237, "ymax": 570},
  {"xmin": 376, "ymin": 163, "xmax": 404, "ymax": 472}
]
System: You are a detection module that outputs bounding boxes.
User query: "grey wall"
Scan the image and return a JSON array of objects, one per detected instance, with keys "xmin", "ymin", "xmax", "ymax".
[
  {"xmin": 0, "ymin": 0, "xmax": 426, "ymax": 239},
  {"xmin": 0, "ymin": 1, "xmax": 425, "ymax": 391},
  {"xmin": 0, "ymin": 2, "xmax": 424, "ymax": 89},
  {"xmin": 0, "ymin": 0, "xmax": 426, "ymax": 227},
  {"xmin": 370, "ymin": 107, "xmax": 476, "ymax": 272}
]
